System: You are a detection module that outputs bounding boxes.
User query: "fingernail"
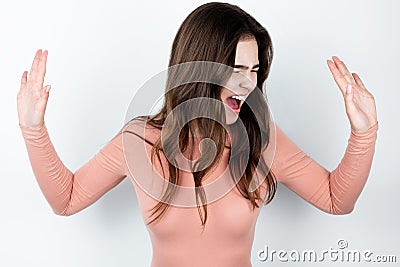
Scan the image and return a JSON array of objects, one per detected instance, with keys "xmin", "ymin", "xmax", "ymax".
[
  {"xmin": 346, "ymin": 84, "xmax": 352, "ymax": 94},
  {"xmin": 45, "ymin": 85, "xmax": 51, "ymax": 93}
]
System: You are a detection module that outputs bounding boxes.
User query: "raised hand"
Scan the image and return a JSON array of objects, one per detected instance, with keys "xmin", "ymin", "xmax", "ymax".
[
  {"xmin": 327, "ymin": 56, "xmax": 378, "ymax": 133},
  {"xmin": 17, "ymin": 49, "xmax": 51, "ymax": 129}
]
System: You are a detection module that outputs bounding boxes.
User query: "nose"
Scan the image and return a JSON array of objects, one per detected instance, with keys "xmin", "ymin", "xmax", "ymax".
[{"xmin": 239, "ymin": 70, "xmax": 257, "ymax": 91}]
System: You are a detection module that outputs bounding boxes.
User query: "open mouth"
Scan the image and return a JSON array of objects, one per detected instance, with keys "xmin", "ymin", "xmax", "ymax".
[{"xmin": 225, "ymin": 95, "xmax": 245, "ymax": 112}]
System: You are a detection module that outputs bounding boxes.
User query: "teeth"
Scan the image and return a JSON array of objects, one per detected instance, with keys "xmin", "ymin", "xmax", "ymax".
[{"xmin": 231, "ymin": 95, "xmax": 245, "ymax": 101}]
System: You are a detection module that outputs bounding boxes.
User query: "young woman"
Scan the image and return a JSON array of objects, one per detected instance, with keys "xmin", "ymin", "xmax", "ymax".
[{"xmin": 17, "ymin": 2, "xmax": 378, "ymax": 267}]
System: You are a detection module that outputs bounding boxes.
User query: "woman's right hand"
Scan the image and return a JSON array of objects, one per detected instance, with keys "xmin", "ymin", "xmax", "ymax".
[{"xmin": 17, "ymin": 49, "xmax": 51, "ymax": 129}]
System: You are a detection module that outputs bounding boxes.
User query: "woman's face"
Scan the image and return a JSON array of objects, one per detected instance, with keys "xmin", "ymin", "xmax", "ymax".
[{"xmin": 220, "ymin": 38, "xmax": 259, "ymax": 124}]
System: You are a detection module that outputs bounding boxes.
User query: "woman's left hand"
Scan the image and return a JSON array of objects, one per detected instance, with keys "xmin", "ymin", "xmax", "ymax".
[{"xmin": 327, "ymin": 56, "xmax": 378, "ymax": 133}]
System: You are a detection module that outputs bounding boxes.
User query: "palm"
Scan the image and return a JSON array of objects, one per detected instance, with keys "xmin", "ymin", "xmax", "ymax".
[
  {"xmin": 327, "ymin": 56, "xmax": 377, "ymax": 133},
  {"xmin": 17, "ymin": 49, "xmax": 51, "ymax": 129}
]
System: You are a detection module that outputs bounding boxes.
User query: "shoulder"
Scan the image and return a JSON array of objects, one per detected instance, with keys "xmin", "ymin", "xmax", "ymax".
[
  {"xmin": 263, "ymin": 120, "xmax": 293, "ymax": 182},
  {"xmin": 122, "ymin": 117, "xmax": 161, "ymax": 145}
]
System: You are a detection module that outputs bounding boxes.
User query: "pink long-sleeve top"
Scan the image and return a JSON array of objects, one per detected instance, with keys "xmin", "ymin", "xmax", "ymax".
[{"xmin": 19, "ymin": 118, "xmax": 379, "ymax": 267}]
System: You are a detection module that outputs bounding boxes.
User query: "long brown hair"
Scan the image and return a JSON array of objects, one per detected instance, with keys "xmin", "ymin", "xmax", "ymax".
[{"xmin": 125, "ymin": 2, "xmax": 277, "ymax": 228}]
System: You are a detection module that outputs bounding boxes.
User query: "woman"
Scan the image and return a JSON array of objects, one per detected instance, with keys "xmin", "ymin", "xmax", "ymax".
[{"xmin": 17, "ymin": 2, "xmax": 378, "ymax": 267}]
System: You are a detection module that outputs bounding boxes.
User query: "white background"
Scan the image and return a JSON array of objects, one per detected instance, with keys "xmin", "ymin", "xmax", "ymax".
[{"xmin": 1, "ymin": 0, "xmax": 398, "ymax": 266}]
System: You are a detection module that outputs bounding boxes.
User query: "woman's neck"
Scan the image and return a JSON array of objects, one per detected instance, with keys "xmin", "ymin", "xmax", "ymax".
[{"xmin": 187, "ymin": 128, "xmax": 231, "ymax": 148}]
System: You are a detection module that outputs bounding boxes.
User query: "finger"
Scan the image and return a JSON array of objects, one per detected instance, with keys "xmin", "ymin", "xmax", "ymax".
[
  {"xmin": 20, "ymin": 71, "xmax": 28, "ymax": 90},
  {"xmin": 332, "ymin": 56, "xmax": 356, "ymax": 85},
  {"xmin": 351, "ymin": 72, "xmax": 367, "ymax": 91},
  {"xmin": 36, "ymin": 85, "xmax": 50, "ymax": 112},
  {"xmin": 327, "ymin": 59, "xmax": 347, "ymax": 95},
  {"xmin": 36, "ymin": 50, "xmax": 48, "ymax": 85},
  {"xmin": 28, "ymin": 49, "xmax": 42, "ymax": 86},
  {"xmin": 344, "ymin": 84, "xmax": 357, "ymax": 114},
  {"xmin": 44, "ymin": 84, "xmax": 51, "ymax": 93}
]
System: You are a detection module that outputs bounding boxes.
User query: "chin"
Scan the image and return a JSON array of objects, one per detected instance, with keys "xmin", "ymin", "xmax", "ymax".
[
  {"xmin": 224, "ymin": 105, "xmax": 240, "ymax": 125},
  {"xmin": 226, "ymin": 116, "xmax": 238, "ymax": 125}
]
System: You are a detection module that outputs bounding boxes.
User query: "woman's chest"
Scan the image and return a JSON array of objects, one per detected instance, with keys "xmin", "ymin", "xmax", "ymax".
[
  {"xmin": 123, "ymin": 123, "xmax": 267, "ymax": 240},
  {"xmin": 132, "ymin": 177, "xmax": 263, "ymax": 242},
  {"xmin": 128, "ymin": 151, "xmax": 267, "ymax": 242}
]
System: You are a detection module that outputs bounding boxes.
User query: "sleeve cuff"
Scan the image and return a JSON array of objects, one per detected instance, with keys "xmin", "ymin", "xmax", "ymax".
[
  {"xmin": 349, "ymin": 121, "xmax": 379, "ymax": 145},
  {"xmin": 19, "ymin": 122, "xmax": 48, "ymax": 142}
]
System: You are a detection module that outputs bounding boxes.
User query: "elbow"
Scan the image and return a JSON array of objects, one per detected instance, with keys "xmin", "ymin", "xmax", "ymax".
[
  {"xmin": 53, "ymin": 209, "xmax": 72, "ymax": 217},
  {"xmin": 329, "ymin": 204, "xmax": 355, "ymax": 215},
  {"xmin": 54, "ymin": 210, "xmax": 73, "ymax": 217},
  {"xmin": 52, "ymin": 204, "xmax": 74, "ymax": 217},
  {"xmin": 333, "ymin": 208, "xmax": 354, "ymax": 215}
]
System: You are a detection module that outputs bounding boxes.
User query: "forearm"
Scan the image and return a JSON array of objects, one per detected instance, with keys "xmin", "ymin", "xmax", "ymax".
[
  {"xmin": 324, "ymin": 121, "xmax": 379, "ymax": 214},
  {"xmin": 273, "ymin": 120, "xmax": 379, "ymax": 215},
  {"xmin": 20, "ymin": 122, "xmax": 73, "ymax": 215}
]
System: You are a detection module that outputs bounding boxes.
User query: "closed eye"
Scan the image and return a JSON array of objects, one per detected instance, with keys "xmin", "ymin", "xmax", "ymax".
[{"xmin": 233, "ymin": 68, "xmax": 259, "ymax": 73}]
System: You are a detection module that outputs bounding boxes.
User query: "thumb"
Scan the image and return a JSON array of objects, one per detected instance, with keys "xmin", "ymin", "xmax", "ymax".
[
  {"xmin": 344, "ymin": 84, "xmax": 355, "ymax": 114},
  {"xmin": 38, "ymin": 85, "xmax": 51, "ymax": 108},
  {"xmin": 42, "ymin": 85, "xmax": 51, "ymax": 99},
  {"xmin": 44, "ymin": 85, "xmax": 51, "ymax": 94}
]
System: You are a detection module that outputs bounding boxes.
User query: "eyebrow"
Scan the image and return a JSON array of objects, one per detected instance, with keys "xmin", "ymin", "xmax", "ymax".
[{"xmin": 233, "ymin": 64, "xmax": 260, "ymax": 70}]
